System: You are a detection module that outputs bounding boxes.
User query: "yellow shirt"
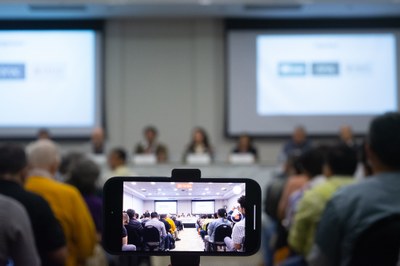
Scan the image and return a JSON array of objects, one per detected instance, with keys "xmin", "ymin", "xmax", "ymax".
[
  {"xmin": 26, "ymin": 176, "xmax": 97, "ymax": 266},
  {"xmin": 165, "ymin": 217, "xmax": 176, "ymax": 233}
]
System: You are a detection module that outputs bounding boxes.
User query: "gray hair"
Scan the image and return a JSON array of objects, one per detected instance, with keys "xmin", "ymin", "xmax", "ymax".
[{"xmin": 26, "ymin": 139, "xmax": 61, "ymax": 169}]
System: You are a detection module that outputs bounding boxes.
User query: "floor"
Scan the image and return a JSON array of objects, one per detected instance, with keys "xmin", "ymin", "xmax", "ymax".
[{"xmin": 173, "ymin": 228, "xmax": 205, "ymax": 251}]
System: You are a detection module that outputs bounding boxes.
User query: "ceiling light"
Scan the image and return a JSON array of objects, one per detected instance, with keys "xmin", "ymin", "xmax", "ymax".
[
  {"xmin": 233, "ymin": 185, "xmax": 242, "ymax": 195},
  {"xmin": 151, "ymin": 182, "xmax": 156, "ymax": 185},
  {"xmin": 170, "ymin": 182, "xmax": 175, "ymax": 185}
]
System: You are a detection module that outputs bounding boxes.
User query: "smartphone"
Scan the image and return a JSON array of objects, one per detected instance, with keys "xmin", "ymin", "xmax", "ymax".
[{"xmin": 103, "ymin": 175, "xmax": 261, "ymax": 256}]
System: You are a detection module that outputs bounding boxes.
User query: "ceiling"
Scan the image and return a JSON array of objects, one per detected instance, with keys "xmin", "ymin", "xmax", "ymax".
[
  {"xmin": 124, "ymin": 181, "xmax": 245, "ymax": 200},
  {"xmin": 1, "ymin": 1, "xmax": 400, "ymax": 19}
]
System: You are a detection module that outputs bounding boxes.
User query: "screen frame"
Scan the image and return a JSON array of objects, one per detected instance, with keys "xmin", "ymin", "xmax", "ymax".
[
  {"xmin": 103, "ymin": 176, "xmax": 261, "ymax": 256},
  {"xmin": 224, "ymin": 17, "xmax": 400, "ymax": 139},
  {"xmin": 0, "ymin": 20, "xmax": 105, "ymax": 140}
]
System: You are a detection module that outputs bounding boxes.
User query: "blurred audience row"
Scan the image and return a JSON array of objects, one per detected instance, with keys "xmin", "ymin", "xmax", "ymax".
[{"xmin": 264, "ymin": 112, "xmax": 400, "ymax": 266}]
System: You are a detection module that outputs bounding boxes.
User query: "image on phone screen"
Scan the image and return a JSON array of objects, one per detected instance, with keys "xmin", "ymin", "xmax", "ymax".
[{"xmin": 122, "ymin": 181, "xmax": 246, "ymax": 253}]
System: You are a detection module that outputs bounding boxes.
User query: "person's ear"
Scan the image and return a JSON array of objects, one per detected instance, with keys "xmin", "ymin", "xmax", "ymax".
[
  {"xmin": 19, "ymin": 166, "xmax": 30, "ymax": 184},
  {"xmin": 365, "ymin": 143, "xmax": 377, "ymax": 170}
]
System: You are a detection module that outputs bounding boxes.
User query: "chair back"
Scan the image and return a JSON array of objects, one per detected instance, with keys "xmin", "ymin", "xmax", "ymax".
[
  {"xmin": 350, "ymin": 214, "xmax": 400, "ymax": 266},
  {"xmin": 214, "ymin": 224, "xmax": 232, "ymax": 244},
  {"xmin": 142, "ymin": 225, "xmax": 160, "ymax": 251}
]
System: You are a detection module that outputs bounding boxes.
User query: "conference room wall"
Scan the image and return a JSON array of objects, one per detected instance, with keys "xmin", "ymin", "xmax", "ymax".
[
  {"xmin": 103, "ymin": 18, "xmax": 283, "ymax": 164},
  {"xmin": 123, "ymin": 190, "xmax": 144, "ymax": 214}
]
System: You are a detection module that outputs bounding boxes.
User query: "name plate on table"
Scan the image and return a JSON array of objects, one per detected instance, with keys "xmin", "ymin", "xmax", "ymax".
[
  {"xmin": 90, "ymin": 154, "xmax": 107, "ymax": 165},
  {"xmin": 133, "ymin": 154, "xmax": 157, "ymax": 165},
  {"xmin": 229, "ymin": 153, "xmax": 255, "ymax": 164},
  {"xmin": 186, "ymin": 154, "xmax": 211, "ymax": 165}
]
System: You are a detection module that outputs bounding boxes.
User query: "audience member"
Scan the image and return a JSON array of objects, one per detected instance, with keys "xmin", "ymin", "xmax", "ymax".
[
  {"xmin": 339, "ymin": 125, "xmax": 359, "ymax": 152},
  {"xmin": 309, "ymin": 112, "xmax": 400, "ymax": 266},
  {"xmin": 91, "ymin": 127, "xmax": 106, "ymax": 154},
  {"xmin": 134, "ymin": 126, "xmax": 168, "ymax": 162},
  {"xmin": 58, "ymin": 152, "xmax": 86, "ymax": 182},
  {"xmin": 25, "ymin": 139, "xmax": 97, "ymax": 266},
  {"xmin": 225, "ymin": 195, "xmax": 246, "ymax": 252},
  {"xmin": 184, "ymin": 127, "xmax": 213, "ymax": 160},
  {"xmin": 108, "ymin": 147, "xmax": 132, "ymax": 176},
  {"xmin": 283, "ymin": 146, "xmax": 327, "ymax": 229},
  {"xmin": 280, "ymin": 126, "xmax": 312, "ymax": 163},
  {"xmin": 141, "ymin": 211, "xmax": 151, "ymax": 226},
  {"xmin": 0, "ymin": 194, "xmax": 40, "ymax": 266},
  {"xmin": 159, "ymin": 214, "xmax": 175, "ymax": 250},
  {"xmin": 0, "ymin": 144, "xmax": 67, "ymax": 266},
  {"xmin": 125, "ymin": 209, "xmax": 143, "ymax": 250},
  {"xmin": 145, "ymin": 212, "xmax": 167, "ymax": 250},
  {"xmin": 289, "ymin": 144, "xmax": 358, "ymax": 256},
  {"xmin": 172, "ymin": 216, "xmax": 184, "ymax": 232},
  {"xmin": 204, "ymin": 208, "xmax": 231, "ymax": 251},
  {"xmin": 165, "ymin": 214, "xmax": 180, "ymax": 240},
  {"xmin": 199, "ymin": 214, "xmax": 214, "ymax": 239},
  {"xmin": 277, "ymin": 155, "xmax": 309, "ymax": 221},
  {"xmin": 37, "ymin": 128, "xmax": 51, "ymax": 140},
  {"xmin": 68, "ymin": 159, "xmax": 103, "ymax": 237},
  {"xmin": 122, "ymin": 213, "xmax": 136, "ymax": 251},
  {"xmin": 232, "ymin": 134, "xmax": 258, "ymax": 160}
]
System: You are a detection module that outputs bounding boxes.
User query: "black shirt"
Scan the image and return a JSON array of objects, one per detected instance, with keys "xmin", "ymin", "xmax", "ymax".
[
  {"xmin": 0, "ymin": 180, "xmax": 66, "ymax": 266},
  {"xmin": 125, "ymin": 219, "xmax": 143, "ymax": 247}
]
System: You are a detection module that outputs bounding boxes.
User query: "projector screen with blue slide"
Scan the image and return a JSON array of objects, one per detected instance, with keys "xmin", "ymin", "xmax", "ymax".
[
  {"xmin": 0, "ymin": 25, "xmax": 102, "ymax": 139},
  {"xmin": 227, "ymin": 29, "xmax": 399, "ymax": 137}
]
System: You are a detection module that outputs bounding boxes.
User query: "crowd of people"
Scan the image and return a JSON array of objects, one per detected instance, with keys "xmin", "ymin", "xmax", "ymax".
[
  {"xmin": 0, "ymin": 111, "xmax": 399, "ymax": 265},
  {"xmin": 264, "ymin": 112, "xmax": 400, "ymax": 266},
  {"xmin": 121, "ymin": 195, "xmax": 247, "ymax": 254},
  {"xmin": 196, "ymin": 196, "xmax": 247, "ymax": 252}
]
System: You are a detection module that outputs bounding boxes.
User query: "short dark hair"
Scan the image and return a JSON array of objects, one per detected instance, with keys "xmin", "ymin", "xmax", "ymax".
[
  {"xmin": 217, "ymin": 208, "xmax": 227, "ymax": 218},
  {"xmin": 112, "ymin": 148, "xmax": 127, "ymax": 162},
  {"xmin": 160, "ymin": 214, "xmax": 167, "ymax": 219},
  {"xmin": 0, "ymin": 144, "xmax": 27, "ymax": 176},
  {"xmin": 368, "ymin": 112, "xmax": 400, "ymax": 169},
  {"xmin": 325, "ymin": 144, "xmax": 358, "ymax": 176},
  {"xmin": 126, "ymin": 209, "xmax": 135, "ymax": 219},
  {"xmin": 144, "ymin": 212, "xmax": 150, "ymax": 218},
  {"xmin": 151, "ymin": 212, "xmax": 158, "ymax": 218},
  {"xmin": 68, "ymin": 159, "xmax": 100, "ymax": 195},
  {"xmin": 144, "ymin": 126, "xmax": 158, "ymax": 136},
  {"xmin": 238, "ymin": 195, "xmax": 246, "ymax": 210},
  {"xmin": 299, "ymin": 146, "xmax": 326, "ymax": 178}
]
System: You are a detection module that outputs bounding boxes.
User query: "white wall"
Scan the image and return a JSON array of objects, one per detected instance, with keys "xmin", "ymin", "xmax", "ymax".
[
  {"xmin": 104, "ymin": 18, "xmax": 284, "ymax": 164},
  {"xmin": 143, "ymin": 200, "xmax": 154, "ymax": 213},
  {"xmin": 123, "ymin": 191, "xmax": 144, "ymax": 214}
]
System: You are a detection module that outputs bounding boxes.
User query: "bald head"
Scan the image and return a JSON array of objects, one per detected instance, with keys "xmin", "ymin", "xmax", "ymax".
[
  {"xmin": 339, "ymin": 125, "xmax": 353, "ymax": 142},
  {"xmin": 26, "ymin": 139, "xmax": 60, "ymax": 175}
]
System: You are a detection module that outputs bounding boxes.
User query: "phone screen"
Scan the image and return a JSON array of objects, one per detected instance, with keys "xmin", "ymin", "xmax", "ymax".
[
  {"xmin": 122, "ymin": 181, "xmax": 246, "ymax": 252},
  {"xmin": 103, "ymin": 176, "xmax": 261, "ymax": 255}
]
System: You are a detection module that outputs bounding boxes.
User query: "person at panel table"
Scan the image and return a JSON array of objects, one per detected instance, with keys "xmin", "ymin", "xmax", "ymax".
[
  {"xmin": 279, "ymin": 126, "xmax": 312, "ymax": 164},
  {"xmin": 183, "ymin": 127, "xmax": 214, "ymax": 161},
  {"xmin": 134, "ymin": 126, "xmax": 168, "ymax": 163},
  {"xmin": 232, "ymin": 134, "xmax": 258, "ymax": 161}
]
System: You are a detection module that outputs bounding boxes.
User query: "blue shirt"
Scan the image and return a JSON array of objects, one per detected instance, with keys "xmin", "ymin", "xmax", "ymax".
[
  {"xmin": 313, "ymin": 172, "xmax": 400, "ymax": 266},
  {"xmin": 207, "ymin": 218, "xmax": 231, "ymax": 242}
]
